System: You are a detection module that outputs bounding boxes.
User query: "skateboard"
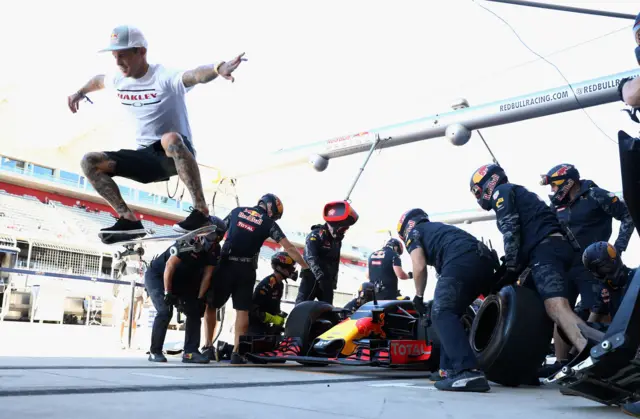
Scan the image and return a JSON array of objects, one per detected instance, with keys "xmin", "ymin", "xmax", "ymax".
[{"xmin": 108, "ymin": 225, "xmax": 219, "ymax": 260}]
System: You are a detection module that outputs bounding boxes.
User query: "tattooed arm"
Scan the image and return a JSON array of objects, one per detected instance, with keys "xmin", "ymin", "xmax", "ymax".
[
  {"xmin": 590, "ymin": 188, "xmax": 635, "ymax": 253},
  {"xmin": 493, "ymin": 184, "xmax": 522, "ymax": 270}
]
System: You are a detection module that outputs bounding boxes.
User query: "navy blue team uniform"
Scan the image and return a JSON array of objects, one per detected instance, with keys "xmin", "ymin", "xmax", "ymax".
[
  {"xmin": 249, "ymin": 274, "xmax": 285, "ymax": 335},
  {"xmin": 367, "ymin": 238, "xmax": 407, "ymax": 300},
  {"xmin": 542, "ymin": 164, "xmax": 635, "ymax": 316},
  {"xmin": 206, "ymin": 202, "xmax": 287, "ymax": 311},
  {"xmin": 248, "ymin": 252, "xmax": 297, "ymax": 335},
  {"xmin": 145, "ymin": 223, "xmax": 223, "ymax": 363},
  {"xmin": 343, "ymin": 282, "xmax": 376, "ymax": 313},
  {"xmin": 398, "ymin": 209, "xmax": 498, "ymax": 392},
  {"xmin": 582, "ymin": 241, "xmax": 636, "ymax": 319},
  {"xmin": 295, "ymin": 223, "xmax": 344, "ymax": 305},
  {"xmin": 471, "ymin": 164, "xmax": 577, "ymax": 301}
]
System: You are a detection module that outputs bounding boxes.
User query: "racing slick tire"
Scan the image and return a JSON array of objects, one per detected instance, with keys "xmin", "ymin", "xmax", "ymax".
[
  {"xmin": 469, "ymin": 285, "xmax": 553, "ymax": 387},
  {"xmin": 284, "ymin": 301, "xmax": 341, "ymax": 366}
]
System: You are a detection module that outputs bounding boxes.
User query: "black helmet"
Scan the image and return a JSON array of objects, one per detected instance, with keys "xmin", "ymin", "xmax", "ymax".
[
  {"xmin": 582, "ymin": 241, "xmax": 624, "ymax": 288},
  {"xmin": 540, "ymin": 164, "xmax": 580, "ymax": 207},
  {"xmin": 271, "ymin": 251, "xmax": 298, "ymax": 280},
  {"xmin": 258, "ymin": 193, "xmax": 284, "ymax": 220},
  {"xmin": 357, "ymin": 282, "xmax": 376, "ymax": 304},
  {"xmin": 470, "ymin": 164, "xmax": 508, "ymax": 211},
  {"xmin": 385, "ymin": 238, "xmax": 404, "ymax": 255},
  {"xmin": 201, "ymin": 215, "xmax": 227, "ymax": 249},
  {"xmin": 397, "ymin": 209, "xmax": 429, "ymax": 242}
]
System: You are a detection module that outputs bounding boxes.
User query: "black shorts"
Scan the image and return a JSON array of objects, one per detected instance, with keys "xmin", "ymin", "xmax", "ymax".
[
  {"xmin": 528, "ymin": 235, "xmax": 574, "ymax": 301},
  {"xmin": 206, "ymin": 260, "xmax": 256, "ymax": 311},
  {"xmin": 104, "ymin": 136, "xmax": 195, "ymax": 184}
]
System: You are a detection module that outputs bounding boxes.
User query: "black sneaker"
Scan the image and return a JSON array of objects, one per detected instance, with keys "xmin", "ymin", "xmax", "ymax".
[
  {"xmin": 148, "ymin": 352, "xmax": 167, "ymax": 362},
  {"xmin": 173, "ymin": 208, "xmax": 211, "ymax": 234},
  {"xmin": 430, "ymin": 369, "xmax": 448, "ymax": 382},
  {"xmin": 201, "ymin": 345, "xmax": 216, "ymax": 361},
  {"xmin": 434, "ymin": 369, "xmax": 491, "ymax": 392},
  {"xmin": 622, "ymin": 401, "xmax": 640, "ymax": 417},
  {"xmin": 230, "ymin": 352, "xmax": 247, "ymax": 365},
  {"xmin": 182, "ymin": 351, "xmax": 210, "ymax": 364},
  {"xmin": 538, "ymin": 360, "xmax": 568, "ymax": 378},
  {"xmin": 98, "ymin": 217, "xmax": 146, "ymax": 244}
]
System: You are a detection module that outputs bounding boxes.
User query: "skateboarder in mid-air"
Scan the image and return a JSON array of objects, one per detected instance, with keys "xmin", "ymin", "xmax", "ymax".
[{"xmin": 67, "ymin": 24, "xmax": 247, "ymax": 244}]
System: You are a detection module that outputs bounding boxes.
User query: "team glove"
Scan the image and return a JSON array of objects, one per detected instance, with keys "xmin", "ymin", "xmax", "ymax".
[
  {"xmin": 164, "ymin": 291, "xmax": 179, "ymax": 307},
  {"xmin": 263, "ymin": 312, "xmax": 286, "ymax": 326},
  {"xmin": 413, "ymin": 295, "xmax": 426, "ymax": 315}
]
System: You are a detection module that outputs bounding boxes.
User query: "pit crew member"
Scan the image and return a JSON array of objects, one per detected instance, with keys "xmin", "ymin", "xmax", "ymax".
[
  {"xmin": 145, "ymin": 216, "xmax": 226, "ymax": 363},
  {"xmin": 470, "ymin": 163, "xmax": 592, "ymax": 377},
  {"xmin": 582, "ymin": 241, "xmax": 636, "ymax": 319},
  {"xmin": 203, "ymin": 194, "xmax": 309, "ymax": 364},
  {"xmin": 541, "ymin": 163, "xmax": 634, "ymax": 321},
  {"xmin": 366, "ymin": 238, "xmax": 412, "ymax": 300},
  {"xmin": 398, "ymin": 208, "xmax": 498, "ymax": 392},
  {"xmin": 296, "ymin": 202, "xmax": 359, "ymax": 305},
  {"xmin": 248, "ymin": 252, "xmax": 298, "ymax": 335},
  {"xmin": 343, "ymin": 282, "xmax": 376, "ymax": 313}
]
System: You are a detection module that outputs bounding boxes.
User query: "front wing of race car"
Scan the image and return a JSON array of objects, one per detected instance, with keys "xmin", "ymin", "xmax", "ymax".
[{"xmin": 240, "ymin": 335, "xmax": 433, "ymax": 367}]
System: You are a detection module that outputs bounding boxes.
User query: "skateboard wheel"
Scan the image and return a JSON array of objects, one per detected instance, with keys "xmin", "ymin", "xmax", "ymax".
[
  {"xmin": 169, "ymin": 246, "xmax": 179, "ymax": 256},
  {"xmin": 114, "ymin": 251, "xmax": 122, "ymax": 260},
  {"xmin": 136, "ymin": 247, "xmax": 145, "ymax": 257}
]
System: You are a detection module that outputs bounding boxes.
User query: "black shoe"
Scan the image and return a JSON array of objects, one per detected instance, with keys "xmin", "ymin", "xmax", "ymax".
[
  {"xmin": 182, "ymin": 351, "xmax": 210, "ymax": 364},
  {"xmin": 201, "ymin": 346, "xmax": 216, "ymax": 361},
  {"xmin": 434, "ymin": 369, "xmax": 491, "ymax": 392},
  {"xmin": 173, "ymin": 208, "xmax": 210, "ymax": 234},
  {"xmin": 148, "ymin": 352, "xmax": 167, "ymax": 362},
  {"xmin": 429, "ymin": 369, "xmax": 448, "ymax": 382},
  {"xmin": 230, "ymin": 352, "xmax": 247, "ymax": 365},
  {"xmin": 99, "ymin": 217, "xmax": 146, "ymax": 244},
  {"xmin": 622, "ymin": 401, "xmax": 640, "ymax": 417},
  {"xmin": 538, "ymin": 360, "xmax": 568, "ymax": 378}
]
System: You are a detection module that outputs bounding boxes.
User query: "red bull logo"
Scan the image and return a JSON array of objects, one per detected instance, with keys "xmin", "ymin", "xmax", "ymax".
[
  {"xmin": 472, "ymin": 165, "xmax": 490, "ymax": 184},
  {"xmin": 355, "ymin": 316, "xmax": 386, "ymax": 338}
]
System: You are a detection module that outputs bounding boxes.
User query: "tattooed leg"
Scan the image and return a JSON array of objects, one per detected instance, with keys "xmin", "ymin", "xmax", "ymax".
[
  {"xmin": 161, "ymin": 133, "xmax": 209, "ymax": 215},
  {"xmin": 80, "ymin": 152, "xmax": 137, "ymax": 221}
]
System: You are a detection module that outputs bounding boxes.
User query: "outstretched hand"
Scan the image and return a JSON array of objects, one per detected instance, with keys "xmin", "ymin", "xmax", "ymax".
[
  {"xmin": 218, "ymin": 53, "xmax": 247, "ymax": 82},
  {"xmin": 67, "ymin": 92, "xmax": 92, "ymax": 113}
]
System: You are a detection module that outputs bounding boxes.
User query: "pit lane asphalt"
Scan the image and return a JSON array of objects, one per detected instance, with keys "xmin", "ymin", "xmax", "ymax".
[{"xmin": 0, "ymin": 323, "xmax": 623, "ymax": 419}]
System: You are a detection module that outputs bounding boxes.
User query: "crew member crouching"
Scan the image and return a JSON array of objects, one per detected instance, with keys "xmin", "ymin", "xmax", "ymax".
[
  {"xmin": 145, "ymin": 216, "xmax": 226, "ymax": 363},
  {"xmin": 249, "ymin": 252, "xmax": 298, "ymax": 335},
  {"xmin": 296, "ymin": 201, "xmax": 359, "ymax": 305}
]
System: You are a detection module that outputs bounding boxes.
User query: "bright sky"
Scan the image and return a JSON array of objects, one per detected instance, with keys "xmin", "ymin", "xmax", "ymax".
[{"xmin": 2, "ymin": 1, "xmax": 640, "ymax": 278}]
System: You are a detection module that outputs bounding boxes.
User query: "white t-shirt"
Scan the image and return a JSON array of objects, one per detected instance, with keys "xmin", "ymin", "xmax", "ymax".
[{"xmin": 104, "ymin": 63, "xmax": 196, "ymax": 153}]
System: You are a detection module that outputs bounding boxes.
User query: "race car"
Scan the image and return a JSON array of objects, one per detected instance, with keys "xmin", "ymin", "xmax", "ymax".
[{"xmin": 237, "ymin": 297, "xmax": 479, "ymax": 370}]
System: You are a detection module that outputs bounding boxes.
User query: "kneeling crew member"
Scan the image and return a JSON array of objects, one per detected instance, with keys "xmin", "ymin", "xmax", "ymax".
[
  {"xmin": 398, "ymin": 208, "xmax": 498, "ymax": 392},
  {"xmin": 582, "ymin": 241, "xmax": 636, "ymax": 319},
  {"xmin": 204, "ymin": 193, "xmax": 309, "ymax": 364},
  {"xmin": 296, "ymin": 201, "xmax": 359, "ymax": 305},
  {"xmin": 145, "ymin": 216, "xmax": 226, "ymax": 363},
  {"xmin": 343, "ymin": 282, "xmax": 376, "ymax": 313},
  {"xmin": 470, "ymin": 164, "xmax": 591, "ymax": 372},
  {"xmin": 249, "ymin": 252, "xmax": 298, "ymax": 335},
  {"xmin": 367, "ymin": 238, "xmax": 411, "ymax": 300}
]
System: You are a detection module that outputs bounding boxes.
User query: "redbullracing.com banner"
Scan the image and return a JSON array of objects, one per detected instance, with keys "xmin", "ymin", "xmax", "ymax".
[{"xmin": 499, "ymin": 90, "xmax": 570, "ymax": 112}]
